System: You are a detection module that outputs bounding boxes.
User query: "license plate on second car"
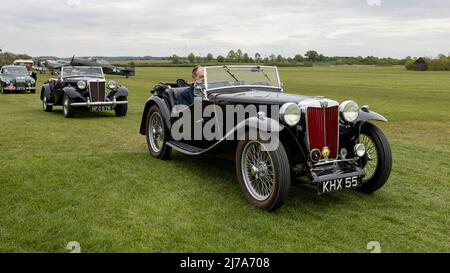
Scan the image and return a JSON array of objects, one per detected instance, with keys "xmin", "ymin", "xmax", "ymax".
[
  {"xmin": 91, "ymin": 105, "xmax": 112, "ymax": 112},
  {"xmin": 319, "ymin": 175, "xmax": 361, "ymax": 194}
]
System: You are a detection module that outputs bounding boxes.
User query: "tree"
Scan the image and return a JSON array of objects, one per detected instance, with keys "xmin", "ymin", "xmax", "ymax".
[
  {"xmin": 171, "ymin": 54, "xmax": 180, "ymax": 64},
  {"xmin": 226, "ymin": 50, "xmax": 236, "ymax": 62},
  {"xmin": 187, "ymin": 53, "xmax": 196, "ymax": 63},
  {"xmin": 254, "ymin": 52, "xmax": 262, "ymax": 62},
  {"xmin": 236, "ymin": 49, "xmax": 243, "ymax": 62},
  {"xmin": 276, "ymin": 54, "xmax": 284, "ymax": 63},
  {"xmin": 0, "ymin": 51, "xmax": 32, "ymax": 67},
  {"xmin": 206, "ymin": 53, "xmax": 214, "ymax": 62},
  {"xmin": 195, "ymin": 56, "xmax": 203, "ymax": 63},
  {"xmin": 217, "ymin": 55, "xmax": 225, "ymax": 62},
  {"xmin": 293, "ymin": 54, "xmax": 304, "ymax": 63},
  {"xmin": 438, "ymin": 53, "xmax": 447, "ymax": 60},
  {"xmin": 242, "ymin": 53, "xmax": 250, "ymax": 63},
  {"xmin": 305, "ymin": 50, "xmax": 319, "ymax": 62},
  {"xmin": 269, "ymin": 54, "xmax": 276, "ymax": 62},
  {"xmin": 405, "ymin": 59, "xmax": 415, "ymax": 70}
]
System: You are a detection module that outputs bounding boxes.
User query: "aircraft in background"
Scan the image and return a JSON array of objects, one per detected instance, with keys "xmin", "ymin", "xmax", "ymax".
[
  {"xmin": 69, "ymin": 56, "xmax": 135, "ymax": 78},
  {"xmin": 42, "ymin": 59, "xmax": 70, "ymax": 74}
]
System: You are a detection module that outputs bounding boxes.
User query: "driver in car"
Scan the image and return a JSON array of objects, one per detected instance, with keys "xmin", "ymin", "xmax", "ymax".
[{"xmin": 178, "ymin": 66, "xmax": 204, "ymax": 106}]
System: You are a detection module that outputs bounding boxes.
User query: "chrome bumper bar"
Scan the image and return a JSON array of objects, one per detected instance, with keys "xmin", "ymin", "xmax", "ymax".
[
  {"xmin": 312, "ymin": 158, "xmax": 357, "ymax": 167},
  {"xmin": 70, "ymin": 96, "xmax": 128, "ymax": 107}
]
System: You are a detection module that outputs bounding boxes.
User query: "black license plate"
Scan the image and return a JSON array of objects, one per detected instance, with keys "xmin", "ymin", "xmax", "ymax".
[
  {"xmin": 91, "ymin": 105, "xmax": 111, "ymax": 111},
  {"xmin": 319, "ymin": 175, "xmax": 361, "ymax": 194}
]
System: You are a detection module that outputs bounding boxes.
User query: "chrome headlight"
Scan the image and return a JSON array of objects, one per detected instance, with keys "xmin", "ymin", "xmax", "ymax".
[
  {"xmin": 354, "ymin": 143, "xmax": 366, "ymax": 157},
  {"xmin": 339, "ymin": 100, "xmax": 359, "ymax": 123},
  {"xmin": 108, "ymin": 80, "xmax": 117, "ymax": 89},
  {"xmin": 280, "ymin": 102, "xmax": 301, "ymax": 126},
  {"xmin": 5, "ymin": 79, "xmax": 11, "ymax": 85},
  {"xmin": 77, "ymin": 80, "xmax": 86, "ymax": 89}
]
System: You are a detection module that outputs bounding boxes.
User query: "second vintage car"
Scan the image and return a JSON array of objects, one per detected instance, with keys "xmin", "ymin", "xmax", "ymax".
[
  {"xmin": 140, "ymin": 65, "xmax": 392, "ymax": 211},
  {"xmin": 0, "ymin": 65, "xmax": 36, "ymax": 94},
  {"xmin": 40, "ymin": 66, "xmax": 128, "ymax": 117}
]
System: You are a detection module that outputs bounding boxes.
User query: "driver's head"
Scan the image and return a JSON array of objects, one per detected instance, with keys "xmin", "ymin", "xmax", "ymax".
[
  {"xmin": 26, "ymin": 63, "xmax": 32, "ymax": 71},
  {"xmin": 192, "ymin": 66, "xmax": 204, "ymax": 82}
]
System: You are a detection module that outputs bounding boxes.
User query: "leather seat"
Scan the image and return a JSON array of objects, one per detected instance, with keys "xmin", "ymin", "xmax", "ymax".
[{"xmin": 164, "ymin": 87, "xmax": 189, "ymax": 107}]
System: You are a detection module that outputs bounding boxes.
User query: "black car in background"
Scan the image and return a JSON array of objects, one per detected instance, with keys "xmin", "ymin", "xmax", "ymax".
[{"xmin": 40, "ymin": 66, "xmax": 128, "ymax": 118}]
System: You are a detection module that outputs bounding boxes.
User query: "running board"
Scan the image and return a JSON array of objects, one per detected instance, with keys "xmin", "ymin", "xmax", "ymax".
[{"xmin": 167, "ymin": 141, "xmax": 207, "ymax": 155}]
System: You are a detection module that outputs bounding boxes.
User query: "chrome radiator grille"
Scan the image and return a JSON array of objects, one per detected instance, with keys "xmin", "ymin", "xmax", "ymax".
[
  {"xmin": 306, "ymin": 106, "xmax": 339, "ymax": 159},
  {"xmin": 89, "ymin": 80, "xmax": 106, "ymax": 102}
]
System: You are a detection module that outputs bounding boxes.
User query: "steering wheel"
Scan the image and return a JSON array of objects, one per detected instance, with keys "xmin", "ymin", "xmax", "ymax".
[{"xmin": 176, "ymin": 78, "xmax": 189, "ymax": 87}]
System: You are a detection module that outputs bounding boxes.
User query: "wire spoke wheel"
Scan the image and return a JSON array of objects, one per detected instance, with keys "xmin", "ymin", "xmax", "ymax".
[
  {"xmin": 241, "ymin": 141, "xmax": 275, "ymax": 201},
  {"xmin": 149, "ymin": 112, "xmax": 164, "ymax": 153},
  {"xmin": 360, "ymin": 134, "xmax": 378, "ymax": 182},
  {"xmin": 357, "ymin": 123, "xmax": 392, "ymax": 194}
]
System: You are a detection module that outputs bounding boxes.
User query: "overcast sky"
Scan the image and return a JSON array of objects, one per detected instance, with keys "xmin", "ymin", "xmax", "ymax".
[{"xmin": 1, "ymin": 0, "xmax": 449, "ymax": 58}]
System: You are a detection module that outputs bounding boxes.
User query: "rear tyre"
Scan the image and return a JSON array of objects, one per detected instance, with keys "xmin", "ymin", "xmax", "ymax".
[
  {"xmin": 114, "ymin": 97, "xmax": 128, "ymax": 117},
  {"xmin": 42, "ymin": 96, "xmax": 53, "ymax": 112},
  {"xmin": 63, "ymin": 94, "xmax": 75, "ymax": 118},
  {"xmin": 236, "ymin": 139, "xmax": 291, "ymax": 211},
  {"xmin": 357, "ymin": 123, "xmax": 392, "ymax": 193},
  {"xmin": 146, "ymin": 105, "xmax": 172, "ymax": 159}
]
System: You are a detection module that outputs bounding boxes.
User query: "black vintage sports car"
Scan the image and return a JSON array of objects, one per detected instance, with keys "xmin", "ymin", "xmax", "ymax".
[
  {"xmin": 0, "ymin": 65, "xmax": 36, "ymax": 94},
  {"xmin": 140, "ymin": 65, "xmax": 392, "ymax": 211},
  {"xmin": 40, "ymin": 66, "xmax": 128, "ymax": 118}
]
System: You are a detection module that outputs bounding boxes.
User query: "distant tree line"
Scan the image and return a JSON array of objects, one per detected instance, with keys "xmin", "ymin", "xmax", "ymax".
[
  {"xmin": 169, "ymin": 49, "xmax": 408, "ymax": 66},
  {"xmin": 405, "ymin": 54, "xmax": 450, "ymax": 71},
  {"xmin": 0, "ymin": 51, "xmax": 33, "ymax": 67}
]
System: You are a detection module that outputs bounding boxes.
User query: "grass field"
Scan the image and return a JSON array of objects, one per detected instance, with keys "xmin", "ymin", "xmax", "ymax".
[{"xmin": 0, "ymin": 66, "xmax": 449, "ymax": 252}]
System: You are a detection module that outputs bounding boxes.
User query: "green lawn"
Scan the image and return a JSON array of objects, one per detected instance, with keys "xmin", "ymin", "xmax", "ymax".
[{"xmin": 0, "ymin": 66, "xmax": 448, "ymax": 252}]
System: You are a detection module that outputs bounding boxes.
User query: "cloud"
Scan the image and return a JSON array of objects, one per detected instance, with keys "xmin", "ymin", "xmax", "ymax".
[{"xmin": 1, "ymin": 0, "xmax": 449, "ymax": 58}]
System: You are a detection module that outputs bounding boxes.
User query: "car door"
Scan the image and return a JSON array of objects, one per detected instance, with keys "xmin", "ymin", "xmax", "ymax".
[{"xmin": 174, "ymin": 90, "xmax": 219, "ymax": 149}]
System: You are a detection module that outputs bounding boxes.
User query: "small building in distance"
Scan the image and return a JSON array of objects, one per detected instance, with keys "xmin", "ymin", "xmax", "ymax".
[{"xmin": 414, "ymin": 57, "xmax": 428, "ymax": 71}]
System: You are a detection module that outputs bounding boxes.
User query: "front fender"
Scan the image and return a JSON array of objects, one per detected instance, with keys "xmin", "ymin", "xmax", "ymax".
[
  {"xmin": 63, "ymin": 87, "xmax": 85, "ymax": 100},
  {"xmin": 236, "ymin": 116, "xmax": 284, "ymax": 136},
  {"xmin": 139, "ymin": 96, "xmax": 172, "ymax": 135},
  {"xmin": 112, "ymin": 86, "xmax": 128, "ymax": 98},
  {"xmin": 354, "ymin": 109, "xmax": 387, "ymax": 134}
]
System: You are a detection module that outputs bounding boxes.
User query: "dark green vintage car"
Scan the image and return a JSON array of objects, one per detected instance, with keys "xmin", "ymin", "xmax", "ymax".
[{"xmin": 0, "ymin": 65, "xmax": 36, "ymax": 94}]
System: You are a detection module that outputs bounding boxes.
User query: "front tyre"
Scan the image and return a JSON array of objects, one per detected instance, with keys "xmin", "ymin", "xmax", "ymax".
[
  {"xmin": 358, "ymin": 123, "xmax": 392, "ymax": 193},
  {"xmin": 114, "ymin": 97, "xmax": 128, "ymax": 116},
  {"xmin": 146, "ymin": 105, "xmax": 172, "ymax": 159},
  {"xmin": 63, "ymin": 94, "xmax": 75, "ymax": 118},
  {"xmin": 236, "ymin": 139, "xmax": 291, "ymax": 211}
]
